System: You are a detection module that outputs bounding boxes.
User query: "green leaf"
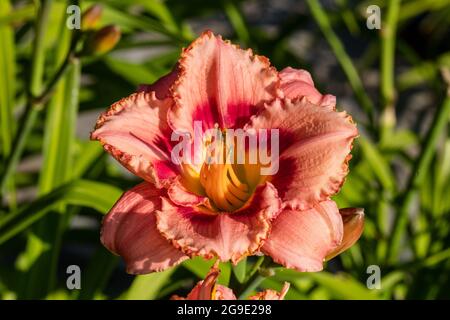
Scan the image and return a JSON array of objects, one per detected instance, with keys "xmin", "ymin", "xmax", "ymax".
[
  {"xmin": 432, "ymin": 139, "xmax": 450, "ymax": 215},
  {"xmin": 379, "ymin": 271, "xmax": 405, "ymax": 298},
  {"xmin": 0, "ymin": 2, "xmax": 35, "ymax": 26},
  {"xmin": 21, "ymin": 18, "xmax": 80, "ymax": 298},
  {"xmin": 133, "ymin": 0, "xmax": 179, "ymax": 34},
  {"xmin": 182, "ymin": 257, "xmax": 231, "ymax": 286},
  {"xmin": 379, "ymin": 129, "xmax": 418, "ymax": 151},
  {"xmin": 422, "ymin": 248, "xmax": 450, "ymax": 267},
  {"xmin": 73, "ymin": 141, "xmax": 104, "ymax": 178},
  {"xmin": 104, "ymin": 56, "xmax": 159, "ymax": 85},
  {"xmin": 273, "ymin": 269, "xmax": 380, "ymax": 300},
  {"xmin": 232, "ymin": 257, "xmax": 247, "ymax": 283},
  {"xmin": 0, "ymin": 180, "xmax": 122, "ymax": 246},
  {"xmin": 0, "ymin": 0, "xmax": 17, "ymax": 208},
  {"xmin": 309, "ymin": 272, "xmax": 380, "ymax": 300},
  {"xmin": 306, "ymin": 0, "xmax": 375, "ymax": 125},
  {"xmin": 83, "ymin": 1, "xmax": 186, "ymax": 42},
  {"xmin": 75, "ymin": 247, "xmax": 119, "ymax": 300},
  {"xmin": 358, "ymin": 137, "xmax": 396, "ymax": 192},
  {"xmin": 260, "ymin": 278, "xmax": 307, "ymax": 300},
  {"xmin": 121, "ymin": 268, "xmax": 176, "ymax": 300},
  {"xmin": 223, "ymin": 0, "xmax": 250, "ymax": 45},
  {"xmin": 0, "ymin": 0, "xmax": 16, "ymax": 159}
]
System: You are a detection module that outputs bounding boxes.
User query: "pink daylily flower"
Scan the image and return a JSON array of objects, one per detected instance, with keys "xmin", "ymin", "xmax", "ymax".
[
  {"xmin": 171, "ymin": 262, "xmax": 290, "ymax": 300},
  {"xmin": 91, "ymin": 31, "xmax": 363, "ymax": 274}
]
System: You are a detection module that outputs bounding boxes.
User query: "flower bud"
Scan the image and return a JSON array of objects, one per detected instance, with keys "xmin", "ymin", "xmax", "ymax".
[
  {"xmin": 81, "ymin": 4, "xmax": 103, "ymax": 30},
  {"xmin": 259, "ymin": 267, "xmax": 275, "ymax": 277},
  {"xmin": 84, "ymin": 25, "xmax": 121, "ymax": 56},
  {"xmin": 325, "ymin": 208, "xmax": 364, "ymax": 261}
]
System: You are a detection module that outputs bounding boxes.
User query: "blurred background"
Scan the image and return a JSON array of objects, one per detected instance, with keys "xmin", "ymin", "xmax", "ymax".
[{"xmin": 0, "ymin": 0, "xmax": 449, "ymax": 300}]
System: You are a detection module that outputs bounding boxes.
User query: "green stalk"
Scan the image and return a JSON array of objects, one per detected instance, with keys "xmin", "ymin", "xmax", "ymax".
[
  {"xmin": 0, "ymin": 0, "xmax": 15, "ymax": 158},
  {"xmin": 244, "ymin": 256, "xmax": 265, "ymax": 283},
  {"xmin": 388, "ymin": 73, "xmax": 450, "ymax": 263},
  {"xmin": 0, "ymin": 0, "xmax": 17, "ymax": 208},
  {"xmin": 223, "ymin": 0, "xmax": 250, "ymax": 45},
  {"xmin": 380, "ymin": 0, "xmax": 401, "ymax": 140},
  {"xmin": 238, "ymin": 275, "xmax": 265, "ymax": 299},
  {"xmin": 29, "ymin": 1, "xmax": 51, "ymax": 99},
  {"xmin": 32, "ymin": 52, "xmax": 75, "ymax": 106},
  {"xmin": 306, "ymin": 0, "xmax": 375, "ymax": 131},
  {"xmin": 0, "ymin": 3, "xmax": 36, "ymax": 26},
  {"xmin": 399, "ymin": 0, "xmax": 450, "ymax": 21},
  {"xmin": 0, "ymin": 0, "xmax": 52, "ymax": 194},
  {"xmin": 20, "ymin": 13, "xmax": 81, "ymax": 298},
  {"xmin": 238, "ymin": 256, "xmax": 272, "ymax": 299}
]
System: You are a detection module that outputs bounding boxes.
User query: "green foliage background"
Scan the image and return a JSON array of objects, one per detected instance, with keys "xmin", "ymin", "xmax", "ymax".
[{"xmin": 0, "ymin": 0, "xmax": 449, "ymax": 300}]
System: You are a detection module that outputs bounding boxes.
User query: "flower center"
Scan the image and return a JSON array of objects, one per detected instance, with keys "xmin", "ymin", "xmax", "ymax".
[
  {"xmin": 200, "ymin": 161, "xmax": 250, "ymax": 212},
  {"xmin": 198, "ymin": 129, "xmax": 253, "ymax": 212},
  {"xmin": 181, "ymin": 126, "xmax": 273, "ymax": 213}
]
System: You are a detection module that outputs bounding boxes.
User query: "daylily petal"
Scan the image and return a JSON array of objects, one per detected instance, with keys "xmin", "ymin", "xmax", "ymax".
[
  {"xmin": 326, "ymin": 207, "xmax": 364, "ymax": 260},
  {"xmin": 171, "ymin": 262, "xmax": 237, "ymax": 300},
  {"xmin": 169, "ymin": 30, "xmax": 279, "ymax": 135},
  {"xmin": 156, "ymin": 182, "xmax": 281, "ymax": 264},
  {"xmin": 171, "ymin": 284, "xmax": 235, "ymax": 300},
  {"xmin": 262, "ymin": 200, "xmax": 343, "ymax": 272},
  {"xmin": 246, "ymin": 98, "xmax": 357, "ymax": 210},
  {"xmin": 280, "ymin": 67, "xmax": 336, "ymax": 110},
  {"xmin": 137, "ymin": 64, "xmax": 179, "ymax": 99},
  {"xmin": 214, "ymin": 285, "xmax": 237, "ymax": 300},
  {"xmin": 249, "ymin": 282, "xmax": 290, "ymax": 300},
  {"xmin": 167, "ymin": 177, "xmax": 216, "ymax": 212},
  {"xmin": 188, "ymin": 263, "xmax": 221, "ymax": 300},
  {"xmin": 180, "ymin": 283, "xmax": 236, "ymax": 300},
  {"xmin": 101, "ymin": 182, "xmax": 188, "ymax": 274},
  {"xmin": 91, "ymin": 91, "xmax": 178, "ymax": 188}
]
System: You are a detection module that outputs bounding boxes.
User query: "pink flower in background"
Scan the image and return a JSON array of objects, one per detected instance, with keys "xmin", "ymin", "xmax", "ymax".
[
  {"xmin": 171, "ymin": 262, "xmax": 290, "ymax": 300},
  {"xmin": 91, "ymin": 31, "xmax": 363, "ymax": 275}
]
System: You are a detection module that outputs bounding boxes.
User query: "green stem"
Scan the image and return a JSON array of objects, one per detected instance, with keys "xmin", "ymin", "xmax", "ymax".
[
  {"xmin": 388, "ymin": 71, "xmax": 450, "ymax": 263},
  {"xmin": 0, "ymin": 1, "xmax": 82, "ymax": 196},
  {"xmin": 306, "ymin": 0, "xmax": 376, "ymax": 132},
  {"xmin": 29, "ymin": 1, "xmax": 51, "ymax": 98},
  {"xmin": 1, "ymin": 107, "xmax": 39, "ymax": 188},
  {"xmin": 238, "ymin": 256, "xmax": 272, "ymax": 299},
  {"xmin": 243, "ymin": 255, "xmax": 265, "ymax": 283},
  {"xmin": 32, "ymin": 31, "xmax": 81, "ymax": 106},
  {"xmin": 380, "ymin": 0, "xmax": 401, "ymax": 139},
  {"xmin": 238, "ymin": 275, "xmax": 265, "ymax": 299},
  {"xmin": 0, "ymin": 0, "xmax": 52, "ymax": 194},
  {"xmin": 32, "ymin": 52, "xmax": 75, "ymax": 106}
]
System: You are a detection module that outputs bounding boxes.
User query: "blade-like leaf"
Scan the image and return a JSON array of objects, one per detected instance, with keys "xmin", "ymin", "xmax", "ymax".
[
  {"xmin": 0, "ymin": 0, "xmax": 17, "ymax": 206},
  {"xmin": 232, "ymin": 257, "xmax": 247, "ymax": 283},
  {"xmin": 120, "ymin": 268, "xmax": 176, "ymax": 300},
  {"xmin": 21, "ymin": 16, "xmax": 80, "ymax": 298},
  {"xmin": 309, "ymin": 272, "xmax": 380, "ymax": 300},
  {"xmin": 358, "ymin": 137, "xmax": 396, "ymax": 192},
  {"xmin": 0, "ymin": 180, "xmax": 122, "ymax": 246},
  {"xmin": 182, "ymin": 257, "xmax": 231, "ymax": 286},
  {"xmin": 0, "ymin": 0, "xmax": 16, "ymax": 159},
  {"xmin": 75, "ymin": 247, "xmax": 119, "ymax": 300}
]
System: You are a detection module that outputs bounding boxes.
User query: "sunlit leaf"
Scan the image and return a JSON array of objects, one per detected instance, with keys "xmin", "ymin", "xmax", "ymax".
[{"xmin": 0, "ymin": 180, "xmax": 122, "ymax": 246}]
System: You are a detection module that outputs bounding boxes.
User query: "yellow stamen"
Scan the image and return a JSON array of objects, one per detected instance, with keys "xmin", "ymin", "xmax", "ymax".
[{"xmin": 200, "ymin": 161, "xmax": 250, "ymax": 212}]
